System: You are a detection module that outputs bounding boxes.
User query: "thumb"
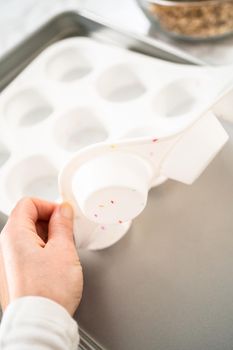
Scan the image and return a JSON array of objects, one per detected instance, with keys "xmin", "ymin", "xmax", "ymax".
[{"xmin": 48, "ymin": 203, "xmax": 74, "ymax": 243}]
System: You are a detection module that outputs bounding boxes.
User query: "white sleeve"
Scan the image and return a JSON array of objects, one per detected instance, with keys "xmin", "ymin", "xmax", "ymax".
[{"xmin": 0, "ymin": 296, "xmax": 79, "ymax": 350}]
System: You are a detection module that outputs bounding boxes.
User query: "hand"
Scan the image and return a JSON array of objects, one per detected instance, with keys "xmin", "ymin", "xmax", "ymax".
[{"xmin": 0, "ymin": 197, "xmax": 83, "ymax": 315}]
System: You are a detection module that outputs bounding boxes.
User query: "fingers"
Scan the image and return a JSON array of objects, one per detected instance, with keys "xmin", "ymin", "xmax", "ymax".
[
  {"xmin": 48, "ymin": 203, "xmax": 74, "ymax": 244},
  {"xmin": 3, "ymin": 198, "xmax": 57, "ymax": 245},
  {"xmin": 4, "ymin": 199, "xmax": 76, "ymax": 250},
  {"xmin": 10, "ymin": 197, "xmax": 57, "ymax": 227},
  {"xmin": 36, "ymin": 220, "xmax": 49, "ymax": 243}
]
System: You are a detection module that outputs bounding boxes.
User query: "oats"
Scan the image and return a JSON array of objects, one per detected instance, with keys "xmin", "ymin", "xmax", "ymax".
[{"xmin": 148, "ymin": 0, "xmax": 233, "ymax": 39}]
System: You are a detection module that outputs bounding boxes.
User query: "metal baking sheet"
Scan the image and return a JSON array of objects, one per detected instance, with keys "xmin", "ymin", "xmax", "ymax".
[
  {"xmin": 78, "ymin": 120, "xmax": 233, "ymax": 350},
  {"xmin": 0, "ymin": 9, "xmax": 233, "ymax": 350}
]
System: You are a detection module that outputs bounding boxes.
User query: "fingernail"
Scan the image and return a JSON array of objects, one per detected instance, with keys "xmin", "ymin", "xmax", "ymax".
[{"xmin": 60, "ymin": 203, "xmax": 73, "ymax": 220}]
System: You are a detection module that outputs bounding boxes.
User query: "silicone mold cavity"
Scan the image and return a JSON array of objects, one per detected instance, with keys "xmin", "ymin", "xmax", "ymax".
[
  {"xmin": 96, "ymin": 64, "xmax": 146, "ymax": 102},
  {"xmin": 153, "ymin": 78, "xmax": 207, "ymax": 118},
  {"xmin": 54, "ymin": 108, "xmax": 108, "ymax": 152},
  {"xmin": 4, "ymin": 88, "xmax": 53, "ymax": 127},
  {"xmin": 46, "ymin": 48, "xmax": 92, "ymax": 82},
  {"xmin": 6, "ymin": 156, "xmax": 58, "ymax": 203}
]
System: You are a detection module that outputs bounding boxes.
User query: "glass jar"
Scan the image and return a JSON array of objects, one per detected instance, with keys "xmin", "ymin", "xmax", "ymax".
[{"xmin": 137, "ymin": 0, "xmax": 233, "ymax": 40}]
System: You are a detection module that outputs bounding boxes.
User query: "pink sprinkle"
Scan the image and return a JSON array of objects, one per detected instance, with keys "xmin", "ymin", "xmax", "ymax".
[
  {"xmin": 152, "ymin": 138, "xmax": 158, "ymax": 143},
  {"xmin": 111, "ymin": 200, "xmax": 114, "ymax": 204},
  {"xmin": 118, "ymin": 220, "xmax": 122, "ymax": 224},
  {"xmin": 101, "ymin": 226, "xmax": 105, "ymax": 230}
]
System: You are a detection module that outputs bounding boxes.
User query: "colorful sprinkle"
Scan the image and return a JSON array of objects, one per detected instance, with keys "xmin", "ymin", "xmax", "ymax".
[
  {"xmin": 99, "ymin": 204, "xmax": 104, "ymax": 208},
  {"xmin": 149, "ymin": 151, "xmax": 154, "ymax": 157},
  {"xmin": 101, "ymin": 226, "xmax": 105, "ymax": 230},
  {"xmin": 110, "ymin": 200, "xmax": 114, "ymax": 204},
  {"xmin": 118, "ymin": 220, "xmax": 122, "ymax": 224},
  {"xmin": 94, "ymin": 214, "xmax": 98, "ymax": 218},
  {"xmin": 152, "ymin": 138, "xmax": 158, "ymax": 143},
  {"xmin": 110, "ymin": 144, "xmax": 116, "ymax": 149}
]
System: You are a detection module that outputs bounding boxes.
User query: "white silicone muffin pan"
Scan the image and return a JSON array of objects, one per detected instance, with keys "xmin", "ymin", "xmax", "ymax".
[{"xmin": 0, "ymin": 37, "xmax": 231, "ymax": 250}]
